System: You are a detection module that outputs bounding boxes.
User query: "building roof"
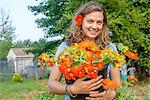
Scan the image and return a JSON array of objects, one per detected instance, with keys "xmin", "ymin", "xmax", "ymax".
[{"xmin": 11, "ymin": 48, "xmax": 33, "ymax": 56}]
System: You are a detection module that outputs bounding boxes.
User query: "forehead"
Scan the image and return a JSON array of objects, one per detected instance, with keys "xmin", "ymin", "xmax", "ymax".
[{"xmin": 84, "ymin": 11, "xmax": 103, "ymax": 20}]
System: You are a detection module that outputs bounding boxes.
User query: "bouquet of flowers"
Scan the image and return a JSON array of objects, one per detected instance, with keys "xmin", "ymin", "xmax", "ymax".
[
  {"xmin": 37, "ymin": 40, "xmax": 139, "ymax": 89},
  {"xmin": 57, "ymin": 40, "xmax": 105, "ymax": 80}
]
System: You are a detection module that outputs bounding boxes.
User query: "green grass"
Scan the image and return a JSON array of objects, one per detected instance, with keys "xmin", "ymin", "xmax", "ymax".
[
  {"xmin": 0, "ymin": 78, "xmax": 40, "ymax": 100},
  {"xmin": 0, "ymin": 78, "xmax": 65, "ymax": 100},
  {"xmin": 0, "ymin": 77, "xmax": 149, "ymax": 100}
]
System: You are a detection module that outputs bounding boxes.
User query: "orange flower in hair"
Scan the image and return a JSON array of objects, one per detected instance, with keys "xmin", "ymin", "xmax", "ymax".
[
  {"xmin": 75, "ymin": 15, "xmax": 83, "ymax": 25},
  {"xmin": 102, "ymin": 79, "xmax": 118, "ymax": 89}
]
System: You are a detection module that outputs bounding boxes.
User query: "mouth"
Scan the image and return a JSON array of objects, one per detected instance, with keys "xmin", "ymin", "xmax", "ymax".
[
  {"xmin": 90, "ymin": 31, "xmax": 98, "ymax": 35},
  {"xmin": 88, "ymin": 29, "xmax": 99, "ymax": 35}
]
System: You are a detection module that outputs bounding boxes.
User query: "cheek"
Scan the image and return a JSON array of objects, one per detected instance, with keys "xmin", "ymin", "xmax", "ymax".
[
  {"xmin": 98, "ymin": 25, "xmax": 103, "ymax": 30},
  {"xmin": 82, "ymin": 22, "xmax": 91, "ymax": 31},
  {"xmin": 98, "ymin": 23, "xmax": 103, "ymax": 30}
]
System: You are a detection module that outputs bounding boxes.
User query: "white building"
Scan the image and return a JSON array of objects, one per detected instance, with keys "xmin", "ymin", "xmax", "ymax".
[{"xmin": 7, "ymin": 48, "xmax": 34, "ymax": 74}]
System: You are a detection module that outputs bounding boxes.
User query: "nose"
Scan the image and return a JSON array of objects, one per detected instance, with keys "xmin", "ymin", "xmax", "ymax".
[{"xmin": 91, "ymin": 22, "xmax": 98, "ymax": 30}]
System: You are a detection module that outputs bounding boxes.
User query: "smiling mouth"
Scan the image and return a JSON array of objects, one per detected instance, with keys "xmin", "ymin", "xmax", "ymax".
[{"xmin": 90, "ymin": 31, "xmax": 97, "ymax": 35}]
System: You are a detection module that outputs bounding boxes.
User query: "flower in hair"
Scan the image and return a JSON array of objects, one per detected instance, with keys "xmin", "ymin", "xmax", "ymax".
[{"xmin": 75, "ymin": 15, "xmax": 83, "ymax": 25}]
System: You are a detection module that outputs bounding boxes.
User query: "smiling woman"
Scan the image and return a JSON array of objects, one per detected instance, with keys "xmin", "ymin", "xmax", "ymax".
[{"xmin": 48, "ymin": 1, "xmax": 120, "ymax": 100}]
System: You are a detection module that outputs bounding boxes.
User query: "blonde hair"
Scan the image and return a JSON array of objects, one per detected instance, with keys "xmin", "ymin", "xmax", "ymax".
[{"xmin": 66, "ymin": 1, "xmax": 110, "ymax": 49}]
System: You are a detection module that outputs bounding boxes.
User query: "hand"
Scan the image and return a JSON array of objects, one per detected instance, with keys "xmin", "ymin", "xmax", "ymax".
[
  {"xmin": 86, "ymin": 89, "xmax": 116, "ymax": 100},
  {"xmin": 71, "ymin": 75, "xmax": 103, "ymax": 94}
]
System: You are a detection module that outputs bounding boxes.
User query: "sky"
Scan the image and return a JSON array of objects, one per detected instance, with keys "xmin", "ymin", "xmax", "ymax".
[{"xmin": 0, "ymin": 0, "xmax": 46, "ymax": 42}]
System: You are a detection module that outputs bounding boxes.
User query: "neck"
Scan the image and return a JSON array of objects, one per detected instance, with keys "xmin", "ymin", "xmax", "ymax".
[{"xmin": 84, "ymin": 37, "xmax": 95, "ymax": 43}]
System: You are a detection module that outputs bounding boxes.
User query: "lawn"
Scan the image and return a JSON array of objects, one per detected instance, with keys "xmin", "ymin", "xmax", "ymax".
[
  {"xmin": 0, "ymin": 78, "xmax": 64, "ymax": 100},
  {"xmin": 0, "ymin": 78, "xmax": 149, "ymax": 100}
]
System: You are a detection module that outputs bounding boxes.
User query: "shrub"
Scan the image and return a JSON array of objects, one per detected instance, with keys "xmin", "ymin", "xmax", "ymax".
[{"xmin": 12, "ymin": 73, "xmax": 23, "ymax": 82}]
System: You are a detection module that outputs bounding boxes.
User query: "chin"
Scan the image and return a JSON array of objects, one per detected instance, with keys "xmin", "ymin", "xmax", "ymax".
[{"xmin": 88, "ymin": 35, "xmax": 98, "ymax": 39}]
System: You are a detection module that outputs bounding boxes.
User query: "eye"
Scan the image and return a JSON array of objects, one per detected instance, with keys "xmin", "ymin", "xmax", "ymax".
[
  {"xmin": 97, "ymin": 21, "xmax": 103, "ymax": 25},
  {"xmin": 87, "ymin": 20, "xmax": 93, "ymax": 23}
]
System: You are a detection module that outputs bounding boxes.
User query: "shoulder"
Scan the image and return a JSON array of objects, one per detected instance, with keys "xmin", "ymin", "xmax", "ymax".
[
  {"xmin": 107, "ymin": 42, "xmax": 118, "ymax": 52},
  {"xmin": 58, "ymin": 41, "xmax": 68, "ymax": 49},
  {"xmin": 55, "ymin": 41, "xmax": 69, "ymax": 57}
]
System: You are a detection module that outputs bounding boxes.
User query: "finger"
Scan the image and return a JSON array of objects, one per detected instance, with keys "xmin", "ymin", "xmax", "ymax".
[
  {"xmin": 89, "ymin": 79, "xmax": 103, "ymax": 89},
  {"xmin": 105, "ymin": 89, "xmax": 116, "ymax": 99},
  {"xmin": 89, "ymin": 91, "xmax": 106, "ymax": 97},
  {"xmin": 89, "ymin": 91, "xmax": 99, "ymax": 94},
  {"xmin": 79, "ymin": 75, "xmax": 88, "ymax": 81},
  {"xmin": 90, "ymin": 83, "xmax": 103, "ymax": 91},
  {"xmin": 105, "ymin": 89, "xmax": 111, "ymax": 95},
  {"xmin": 102, "ymin": 84, "xmax": 108, "ymax": 90},
  {"xmin": 86, "ymin": 97, "xmax": 104, "ymax": 100},
  {"xmin": 87, "ymin": 75, "xmax": 102, "ymax": 85}
]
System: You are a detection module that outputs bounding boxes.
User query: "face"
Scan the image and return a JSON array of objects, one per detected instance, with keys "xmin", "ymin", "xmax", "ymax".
[{"xmin": 82, "ymin": 11, "xmax": 104, "ymax": 42}]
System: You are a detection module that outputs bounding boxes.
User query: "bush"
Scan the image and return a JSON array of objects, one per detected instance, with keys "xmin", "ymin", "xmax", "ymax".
[
  {"xmin": 106, "ymin": 0, "xmax": 150, "ymax": 68},
  {"xmin": 12, "ymin": 73, "xmax": 23, "ymax": 82}
]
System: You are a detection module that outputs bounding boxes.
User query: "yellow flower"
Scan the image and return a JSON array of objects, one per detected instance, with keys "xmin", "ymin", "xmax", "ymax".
[
  {"xmin": 42, "ymin": 52, "xmax": 48, "ymax": 61},
  {"xmin": 123, "ymin": 46, "xmax": 129, "ymax": 53}
]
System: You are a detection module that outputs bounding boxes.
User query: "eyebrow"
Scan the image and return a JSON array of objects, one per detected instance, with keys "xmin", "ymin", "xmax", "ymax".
[{"xmin": 86, "ymin": 18, "xmax": 103, "ymax": 21}]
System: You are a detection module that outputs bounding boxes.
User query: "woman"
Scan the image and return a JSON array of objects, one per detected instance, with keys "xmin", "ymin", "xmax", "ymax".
[{"xmin": 48, "ymin": 1, "xmax": 121, "ymax": 100}]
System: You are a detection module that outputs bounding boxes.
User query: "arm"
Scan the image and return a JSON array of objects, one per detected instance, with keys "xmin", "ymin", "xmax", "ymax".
[
  {"xmin": 48, "ymin": 66, "xmax": 66, "ymax": 95},
  {"xmin": 48, "ymin": 42, "xmax": 69, "ymax": 95},
  {"xmin": 110, "ymin": 67, "xmax": 121, "ymax": 85}
]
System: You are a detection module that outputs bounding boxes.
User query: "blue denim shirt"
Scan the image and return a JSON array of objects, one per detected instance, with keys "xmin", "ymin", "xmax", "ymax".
[{"xmin": 55, "ymin": 42, "xmax": 127, "ymax": 100}]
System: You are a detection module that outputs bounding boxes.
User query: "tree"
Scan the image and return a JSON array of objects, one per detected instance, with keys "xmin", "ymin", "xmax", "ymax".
[
  {"xmin": 28, "ymin": 0, "xmax": 67, "ymax": 37},
  {"xmin": 13, "ymin": 39, "xmax": 33, "ymax": 48},
  {"xmin": 0, "ymin": 9, "xmax": 15, "ymax": 41},
  {"xmin": 29, "ymin": 38, "xmax": 62, "ymax": 59},
  {"xmin": 0, "ymin": 9, "xmax": 15, "ymax": 60}
]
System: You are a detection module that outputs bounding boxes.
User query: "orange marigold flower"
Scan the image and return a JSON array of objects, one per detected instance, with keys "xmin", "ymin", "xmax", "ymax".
[
  {"xmin": 87, "ymin": 67, "xmax": 98, "ymax": 78},
  {"xmin": 39, "ymin": 62, "xmax": 43, "ymax": 66},
  {"xmin": 95, "ymin": 50, "xmax": 102, "ymax": 59},
  {"xmin": 102, "ymin": 79, "xmax": 118, "ymax": 89},
  {"xmin": 59, "ymin": 64, "xmax": 68, "ymax": 73},
  {"xmin": 64, "ymin": 55, "xmax": 72, "ymax": 64},
  {"xmin": 64, "ymin": 67, "xmax": 76, "ymax": 80},
  {"xmin": 96, "ymin": 62, "xmax": 104, "ymax": 71},
  {"xmin": 37, "ymin": 57, "xmax": 42, "ymax": 61},
  {"xmin": 126, "ymin": 52, "xmax": 139, "ymax": 60},
  {"xmin": 46, "ymin": 59, "xmax": 54, "ymax": 66},
  {"xmin": 72, "ymin": 66, "xmax": 85, "ymax": 78},
  {"xmin": 127, "ymin": 76, "xmax": 138, "ymax": 82},
  {"xmin": 75, "ymin": 15, "xmax": 83, "ymax": 25}
]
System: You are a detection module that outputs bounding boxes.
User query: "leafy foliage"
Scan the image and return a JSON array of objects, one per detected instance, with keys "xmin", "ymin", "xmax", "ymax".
[
  {"xmin": 106, "ymin": 0, "xmax": 150, "ymax": 67},
  {"xmin": 13, "ymin": 39, "xmax": 32, "ymax": 48},
  {"xmin": 29, "ymin": 38, "xmax": 62, "ymax": 59}
]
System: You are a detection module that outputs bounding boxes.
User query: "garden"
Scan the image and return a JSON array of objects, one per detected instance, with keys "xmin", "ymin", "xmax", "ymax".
[{"xmin": 0, "ymin": 0, "xmax": 149, "ymax": 100}]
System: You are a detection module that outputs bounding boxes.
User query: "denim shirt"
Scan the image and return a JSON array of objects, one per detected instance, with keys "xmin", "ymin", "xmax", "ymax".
[{"xmin": 55, "ymin": 42, "xmax": 127, "ymax": 100}]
